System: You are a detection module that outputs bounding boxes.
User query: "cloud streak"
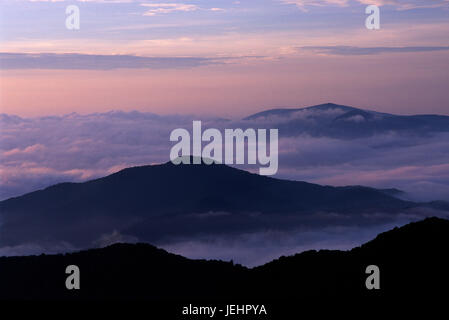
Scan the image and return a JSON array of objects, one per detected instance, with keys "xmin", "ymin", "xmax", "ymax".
[
  {"xmin": 282, "ymin": 0, "xmax": 449, "ymax": 11},
  {"xmin": 141, "ymin": 3, "xmax": 200, "ymax": 16},
  {"xmin": 0, "ymin": 53, "xmax": 223, "ymax": 70},
  {"xmin": 299, "ymin": 46, "xmax": 449, "ymax": 55}
]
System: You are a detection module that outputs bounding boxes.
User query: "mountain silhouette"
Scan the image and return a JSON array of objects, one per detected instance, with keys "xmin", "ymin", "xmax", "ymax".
[
  {"xmin": 244, "ymin": 103, "xmax": 449, "ymax": 138},
  {"xmin": 0, "ymin": 160, "xmax": 434, "ymax": 249},
  {"xmin": 0, "ymin": 217, "xmax": 447, "ymax": 300}
]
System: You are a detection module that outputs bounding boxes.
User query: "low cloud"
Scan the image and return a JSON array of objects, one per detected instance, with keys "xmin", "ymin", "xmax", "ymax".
[
  {"xmin": 94, "ymin": 230, "xmax": 139, "ymax": 247},
  {"xmin": 0, "ymin": 241, "xmax": 77, "ymax": 257},
  {"xmin": 1, "ymin": 207, "xmax": 445, "ymax": 265},
  {"xmin": 159, "ymin": 211, "xmax": 447, "ymax": 266}
]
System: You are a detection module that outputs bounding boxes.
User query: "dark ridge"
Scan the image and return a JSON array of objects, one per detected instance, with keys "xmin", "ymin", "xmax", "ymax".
[{"xmin": 0, "ymin": 217, "xmax": 447, "ymax": 300}]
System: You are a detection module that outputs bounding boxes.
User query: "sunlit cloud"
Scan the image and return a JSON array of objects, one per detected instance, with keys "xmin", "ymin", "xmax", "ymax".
[
  {"xmin": 281, "ymin": 0, "xmax": 348, "ymax": 9},
  {"xmin": 141, "ymin": 3, "xmax": 199, "ymax": 16}
]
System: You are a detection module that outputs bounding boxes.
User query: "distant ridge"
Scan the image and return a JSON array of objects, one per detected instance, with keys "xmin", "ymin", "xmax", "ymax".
[
  {"xmin": 243, "ymin": 103, "xmax": 449, "ymax": 138},
  {"xmin": 244, "ymin": 103, "xmax": 358, "ymax": 119}
]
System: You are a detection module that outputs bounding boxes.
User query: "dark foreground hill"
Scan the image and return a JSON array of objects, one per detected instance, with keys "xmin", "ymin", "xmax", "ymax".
[
  {"xmin": 0, "ymin": 160, "xmax": 431, "ymax": 249},
  {"xmin": 0, "ymin": 217, "xmax": 447, "ymax": 300}
]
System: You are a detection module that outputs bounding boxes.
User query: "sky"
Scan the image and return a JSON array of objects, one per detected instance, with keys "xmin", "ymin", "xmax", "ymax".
[{"xmin": 0, "ymin": 0, "xmax": 449, "ymax": 117}]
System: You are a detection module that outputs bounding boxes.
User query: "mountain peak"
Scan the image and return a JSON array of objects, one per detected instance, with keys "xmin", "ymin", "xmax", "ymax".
[
  {"xmin": 243, "ymin": 103, "xmax": 358, "ymax": 120},
  {"xmin": 243, "ymin": 103, "xmax": 449, "ymax": 138},
  {"xmin": 0, "ymin": 161, "xmax": 415, "ymax": 249}
]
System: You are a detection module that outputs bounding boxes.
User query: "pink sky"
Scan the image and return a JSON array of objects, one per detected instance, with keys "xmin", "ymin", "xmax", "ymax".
[
  {"xmin": 2, "ymin": 50, "xmax": 449, "ymax": 117},
  {"xmin": 1, "ymin": 1, "xmax": 449, "ymax": 117}
]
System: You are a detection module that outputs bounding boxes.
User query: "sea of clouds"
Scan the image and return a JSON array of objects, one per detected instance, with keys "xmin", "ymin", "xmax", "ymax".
[{"xmin": 1, "ymin": 109, "xmax": 449, "ymax": 202}]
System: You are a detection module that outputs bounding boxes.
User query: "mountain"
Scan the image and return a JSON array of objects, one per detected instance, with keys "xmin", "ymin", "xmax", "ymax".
[
  {"xmin": 0, "ymin": 160, "xmax": 424, "ymax": 249},
  {"xmin": 0, "ymin": 217, "xmax": 447, "ymax": 300},
  {"xmin": 244, "ymin": 103, "xmax": 449, "ymax": 138}
]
